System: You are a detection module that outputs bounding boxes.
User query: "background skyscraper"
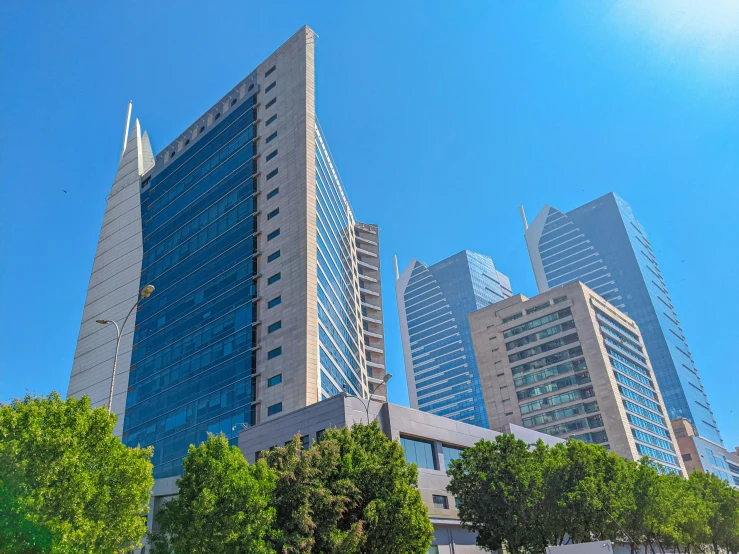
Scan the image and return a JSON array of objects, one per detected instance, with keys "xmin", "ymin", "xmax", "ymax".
[
  {"xmin": 396, "ymin": 251, "xmax": 512, "ymax": 427},
  {"xmin": 523, "ymin": 192, "xmax": 722, "ymax": 445},
  {"xmin": 469, "ymin": 281, "xmax": 686, "ymax": 474},
  {"xmin": 68, "ymin": 27, "xmax": 380, "ymax": 478}
]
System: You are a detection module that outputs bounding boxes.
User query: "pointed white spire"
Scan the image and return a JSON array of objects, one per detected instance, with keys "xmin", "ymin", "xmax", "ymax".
[{"xmin": 120, "ymin": 101, "xmax": 133, "ymax": 161}]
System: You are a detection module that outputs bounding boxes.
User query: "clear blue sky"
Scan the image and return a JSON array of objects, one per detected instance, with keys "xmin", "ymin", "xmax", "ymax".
[{"xmin": 1, "ymin": 2, "xmax": 737, "ymax": 446}]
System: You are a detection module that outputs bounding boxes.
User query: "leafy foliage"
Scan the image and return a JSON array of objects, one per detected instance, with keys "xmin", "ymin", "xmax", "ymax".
[
  {"xmin": 264, "ymin": 420, "xmax": 434, "ymax": 554},
  {"xmin": 0, "ymin": 392, "xmax": 154, "ymax": 554},
  {"xmin": 148, "ymin": 434, "xmax": 276, "ymax": 554},
  {"xmin": 448, "ymin": 435, "xmax": 739, "ymax": 554},
  {"xmin": 152, "ymin": 421, "xmax": 433, "ymax": 554}
]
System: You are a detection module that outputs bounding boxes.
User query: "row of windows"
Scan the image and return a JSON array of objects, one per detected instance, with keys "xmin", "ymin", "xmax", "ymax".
[
  {"xmin": 517, "ymin": 372, "xmax": 590, "ymax": 401},
  {"xmin": 520, "ymin": 387, "xmax": 593, "ymax": 414},
  {"xmin": 627, "ymin": 413, "xmax": 669, "ymax": 438},
  {"xmin": 523, "ymin": 401, "xmax": 599, "ymax": 428},
  {"xmin": 619, "ymin": 386, "xmax": 662, "ymax": 412},
  {"xmin": 571, "ymin": 430, "xmax": 609, "ymax": 445},
  {"xmin": 613, "ymin": 371, "xmax": 656, "ymax": 399},
  {"xmin": 594, "ymin": 309, "xmax": 640, "ymax": 341},
  {"xmin": 599, "ymin": 323, "xmax": 643, "ymax": 354},
  {"xmin": 611, "ymin": 359, "xmax": 653, "ymax": 388},
  {"xmin": 526, "ymin": 302, "xmax": 551, "ymax": 314},
  {"xmin": 508, "ymin": 333, "xmax": 579, "ymax": 363},
  {"xmin": 511, "ymin": 346, "xmax": 584, "ymax": 376},
  {"xmin": 503, "ymin": 308, "xmax": 572, "ymax": 338},
  {"xmin": 622, "ymin": 399, "xmax": 666, "ymax": 425},
  {"xmin": 607, "ymin": 348, "xmax": 650, "ymax": 377},
  {"xmin": 501, "ymin": 312, "xmax": 522, "ymax": 323},
  {"xmin": 635, "ymin": 443, "xmax": 678, "ymax": 466},
  {"xmin": 537, "ymin": 414, "xmax": 604, "ymax": 437},
  {"xmin": 399, "ymin": 436, "xmax": 466, "ymax": 473},
  {"xmin": 505, "ymin": 320, "xmax": 576, "ymax": 351},
  {"xmin": 513, "ymin": 359, "xmax": 587, "ymax": 388}
]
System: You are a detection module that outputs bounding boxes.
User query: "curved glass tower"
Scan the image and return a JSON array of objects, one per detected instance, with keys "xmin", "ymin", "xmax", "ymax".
[
  {"xmin": 396, "ymin": 251, "xmax": 512, "ymax": 427},
  {"xmin": 523, "ymin": 192, "xmax": 722, "ymax": 445}
]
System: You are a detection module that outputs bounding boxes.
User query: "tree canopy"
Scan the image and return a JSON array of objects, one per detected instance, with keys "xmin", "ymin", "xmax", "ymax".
[
  {"xmin": 264, "ymin": 421, "xmax": 434, "ymax": 554},
  {"xmin": 148, "ymin": 434, "xmax": 276, "ymax": 554},
  {"xmin": 0, "ymin": 392, "xmax": 154, "ymax": 554},
  {"xmin": 447, "ymin": 435, "xmax": 739, "ymax": 554},
  {"xmin": 151, "ymin": 421, "xmax": 434, "ymax": 554}
]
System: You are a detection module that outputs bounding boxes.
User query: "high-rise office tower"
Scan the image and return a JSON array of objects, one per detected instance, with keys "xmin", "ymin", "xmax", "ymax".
[
  {"xmin": 67, "ymin": 27, "xmax": 379, "ymax": 478},
  {"xmin": 396, "ymin": 251, "xmax": 512, "ymax": 428},
  {"xmin": 523, "ymin": 193, "xmax": 722, "ymax": 445},
  {"xmin": 469, "ymin": 281, "xmax": 686, "ymax": 474}
]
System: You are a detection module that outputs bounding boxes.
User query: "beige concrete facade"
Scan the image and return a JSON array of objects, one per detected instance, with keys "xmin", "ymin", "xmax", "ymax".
[
  {"xmin": 67, "ymin": 119, "xmax": 154, "ymax": 437},
  {"xmin": 251, "ymin": 26, "xmax": 321, "ymax": 422},
  {"xmin": 469, "ymin": 281, "xmax": 686, "ymax": 474}
]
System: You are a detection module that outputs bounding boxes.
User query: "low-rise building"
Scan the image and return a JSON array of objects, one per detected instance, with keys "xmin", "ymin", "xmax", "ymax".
[
  {"xmin": 238, "ymin": 394, "xmax": 560, "ymax": 554},
  {"xmin": 468, "ymin": 281, "xmax": 686, "ymax": 474},
  {"xmin": 671, "ymin": 418, "xmax": 739, "ymax": 488}
]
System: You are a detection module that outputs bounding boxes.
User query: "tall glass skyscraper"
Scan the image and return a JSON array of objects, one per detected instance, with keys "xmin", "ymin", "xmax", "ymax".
[
  {"xmin": 523, "ymin": 192, "xmax": 722, "ymax": 445},
  {"xmin": 67, "ymin": 27, "xmax": 383, "ymax": 478},
  {"xmin": 396, "ymin": 251, "xmax": 512, "ymax": 427}
]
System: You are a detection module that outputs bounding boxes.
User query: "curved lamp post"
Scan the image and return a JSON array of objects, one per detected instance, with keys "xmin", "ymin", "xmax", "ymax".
[
  {"xmin": 96, "ymin": 284, "xmax": 154, "ymax": 414},
  {"xmin": 343, "ymin": 373, "xmax": 393, "ymax": 422}
]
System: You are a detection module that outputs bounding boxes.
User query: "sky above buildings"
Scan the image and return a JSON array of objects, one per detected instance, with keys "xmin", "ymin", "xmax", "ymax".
[{"xmin": 1, "ymin": 1, "xmax": 737, "ymax": 446}]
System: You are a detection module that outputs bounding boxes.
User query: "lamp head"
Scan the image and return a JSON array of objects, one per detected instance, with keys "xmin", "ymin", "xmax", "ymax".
[
  {"xmin": 383, "ymin": 373, "xmax": 393, "ymax": 383},
  {"xmin": 96, "ymin": 320, "xmax": 111, "ymax": 325},
  {"xmin": 140, "ymin": 284, "xmax": 155, "ymax": 299}
]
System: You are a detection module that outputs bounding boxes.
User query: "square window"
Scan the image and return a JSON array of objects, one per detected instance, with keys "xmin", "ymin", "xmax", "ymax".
[
  {"xmin": 316, "ymin": 429, "xmax": 326, "ymax": 441},
  {"xmin": 400, "ymin": 436, "xmax": 438, "ymax": 470},
  {"xmin": 266, "ymin": 114, "xmax": 277, "ymax": 126},
  {"xmin": 266, "ymin": 168, "xmax": 278, "ymax": 180},
  {"xmin": 268, "ymin": 272, "xmax": 281, "ymax": 285},
  {"xmin": 265, "ymin": 65, "xmax": 276, "ymax": 77},
  {"xmin": 267, "ymin": 374, "xmax": 282, "ymax": 387},
  {"xmin": 266, "ymin": 150, "xmax": 278, "ymax": 161},
  {"xmin": 432, "ymin": 495, "xmax": 449, "ymax": 509},
  {"xmin": 268, "ymin": 296, "xmax": 281, "ymax": 309},
  {"xmin": 268, "ymin": 346, "xmax": 282, "ymax": 360},
  {"xmin": 267, "ymin": 208, "xmax": 279, "ymax": 220},
  {"xmin": 266, "ymin": 187, "xmax": 279, "ymax": 199},
  {"xmin": 300, "ymin": 435, "xmax": 310, "ymax": 450},
  {"xmin": 268, "ymin": 320, "xmax": 282, "ymax": 333},
  {"xmin": 267, "ymin": 250, "xmax": 280, "ymax": 262},
  {"xmin": 265, "ymin": 81, "xmax": 276, "ymax": 93},
  {"xmin": 267, "ymin": 402, "xmax": 282, "ymax": 416},
  {"xmin": 266, "ymin": 132, "xmax": 277, "ymax": 143},
  {"xmin": 267, "ymin": 229, "xmax": 280, "ymax": 240}
]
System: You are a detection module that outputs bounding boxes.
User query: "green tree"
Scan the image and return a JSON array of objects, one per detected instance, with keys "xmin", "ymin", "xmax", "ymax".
[
  {"xmin": 448, "ymin": 436, "xmax": 633, "ymax": 553},
  {"xmin": 0, "ymin": 392, "xmax": 153, "ymax": 554},
  {"xmin": 265, "ymin": 420, "xmax": 434, "ymax": 554},
  {"xmin": 446, "ymin": 433, "xmax": 545, "ymax": 553},
  {"xmin": 688, "ymin": 471, "xmax": 739, "ymax": 554},
  {"xmin": 548, "ymin": 440, "xmax": 632, "ymax": 545},
  {"xmin": 149, "ymin": 434, "xmax": 276, "ymax": 554}
]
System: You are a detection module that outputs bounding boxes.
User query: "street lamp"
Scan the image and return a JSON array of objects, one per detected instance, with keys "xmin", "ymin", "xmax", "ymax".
[
  {"xmin": 96, "ymin": 284, "xmax": 155, "ymax": 414},
  {"xmin": 343, "ymin": 373, "xmax": 393, "ymax": 422}
]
